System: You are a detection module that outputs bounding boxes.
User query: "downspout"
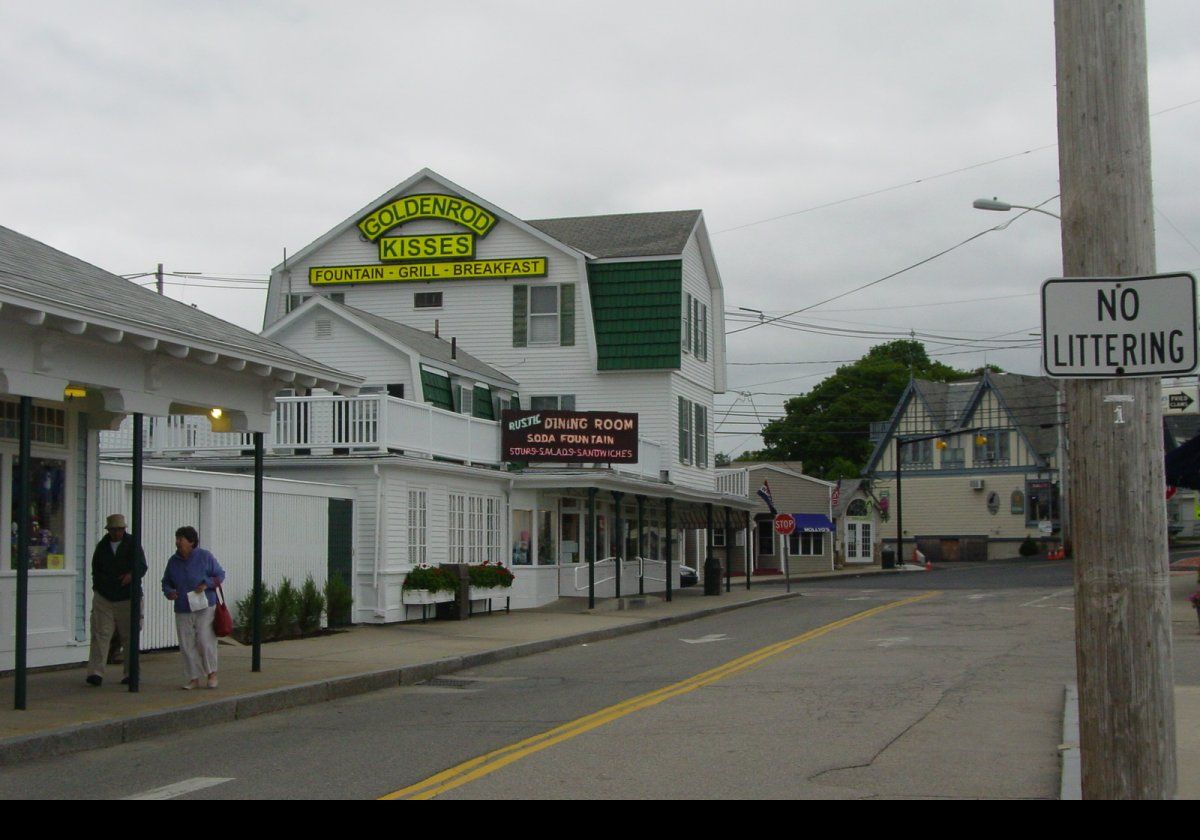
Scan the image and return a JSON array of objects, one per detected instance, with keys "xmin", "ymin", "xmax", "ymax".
[{"xmin": 373, "ymin": 463, "xmax": 385, "ymax": 618}]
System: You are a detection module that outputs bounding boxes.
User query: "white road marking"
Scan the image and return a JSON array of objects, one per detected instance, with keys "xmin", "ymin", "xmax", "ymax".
[
  {"xmin": 124, "ymin": 777, "xmax": 234, "ymax": 800},
  {"xmin": 869, "ymin": 637, "xmax": 911, "ymax": 648},
  {"xmin": 681, "ymin": 633, "xmax": 730, "ymax": 644},
  {"xmin": 966, "ymin": 593, "xmax": 996, "ymax": 601},
  {"xmin": 846, "ymin": 596, "xmax": 874, "ymax": 601},
  {"xmin": 1021, "ymin": 589, "xmax": 1073, "ymax": 609}
]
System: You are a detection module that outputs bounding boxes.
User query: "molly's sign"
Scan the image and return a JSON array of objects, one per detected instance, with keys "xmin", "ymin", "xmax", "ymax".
[{"xmin": 501, "ymin": 410, "xmax": 638, "ymax": 464}]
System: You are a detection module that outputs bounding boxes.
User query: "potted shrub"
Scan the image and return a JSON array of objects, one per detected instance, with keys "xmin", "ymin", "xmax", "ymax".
[{"xmin": 467, "ymin": 560, "xmax": 515, "ymax": 601}]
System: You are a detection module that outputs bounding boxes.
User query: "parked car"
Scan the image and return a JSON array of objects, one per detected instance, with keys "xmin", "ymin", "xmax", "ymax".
[{"xmin": 679, "ymin": 564, "xmax": 698, "ymax": 588}]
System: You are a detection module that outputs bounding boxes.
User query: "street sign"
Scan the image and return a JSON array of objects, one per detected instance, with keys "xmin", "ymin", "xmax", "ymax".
[
  {"xmin": 1041, "ymin": 272, "xmax": 1198, "ymax": 378},
  {"xmin": 773, "ymin": 514, "xmax": 795, "ymax": 536},
  {"xmin": 1162, "ymin": 385, "xmax": 1199, "ymax": 415}
]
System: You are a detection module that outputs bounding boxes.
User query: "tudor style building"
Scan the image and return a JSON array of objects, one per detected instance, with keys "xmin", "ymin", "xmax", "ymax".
[{"xmin": 864, "ymin": 371, "xmax": 1064, "ymax": 562}]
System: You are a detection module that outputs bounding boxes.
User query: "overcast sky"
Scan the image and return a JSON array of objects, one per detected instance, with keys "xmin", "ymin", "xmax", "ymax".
[{"xmin": 3, "ymin": 1, "xmax": 1198, "ymax": 456}]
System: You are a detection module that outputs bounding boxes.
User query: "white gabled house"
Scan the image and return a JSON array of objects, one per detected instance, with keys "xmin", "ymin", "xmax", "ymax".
[
  {"xmin": 106, "ymin": 168, "xmax": 753, "ymax": 619},
  {"xmin": 863, "ymin": 371, "xmax": 1064, "ymax": 562}
]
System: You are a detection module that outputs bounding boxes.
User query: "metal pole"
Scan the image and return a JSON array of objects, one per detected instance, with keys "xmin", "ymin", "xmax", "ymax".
[
  {"xmin": 612, "ymin": 491, "xmax": 624, "ymax": 599},
  {"xmin": 636, "ymin": 495, "xmax": 645, "ymax": 596},
  {"xmin": 782, "ymin": 520, "xmax": 791, "ymax": 593},
  {"xmin": 1055, "ymin": 0, "xmax": 1175, "ymax": 797},
  {"xmin": 252, "ymin": 432, "xmax": 264, "ymax": 672},
  {"xmin": 587, "ymin": 487, "xmax": 597, "ymax": 610},
  {"xmin": 896, "ymin": 438, "xmax": 904, "ymax": 568},
  {"xmin": 704, "ymin": 503, "xmax": 717, "ymax": 596},
  {"xmin": 724, "ymin": 507, "xmax": 732, "ymax": 593},
  {"xmin": 665, "ymin": 498, "xmax": 673, "ymax": 603},
  {"xmin": 128, "ymin": 413, "xmax": 143, "ymax": 692},
  {"xmin": 14, "ymin": 396, "xmax": 31, "ymax": 710}
]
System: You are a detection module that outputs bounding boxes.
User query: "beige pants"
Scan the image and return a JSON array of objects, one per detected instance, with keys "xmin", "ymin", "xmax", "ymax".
[
  {"xmin": 88, "ymin": 593, "xmax": 141, "ymax": 678},
  {"xmin": 175, "ymin": 607, "xmax": 218, "ymax": 681}
]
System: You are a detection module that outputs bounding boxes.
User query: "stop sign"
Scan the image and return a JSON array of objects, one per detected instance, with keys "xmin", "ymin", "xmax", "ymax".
[{"xmin": 774, "ymin": 514, "xmax": 796, "ymax": 536}]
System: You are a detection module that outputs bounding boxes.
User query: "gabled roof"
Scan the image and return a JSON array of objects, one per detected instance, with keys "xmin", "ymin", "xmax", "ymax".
[
  {"xmin": 273, "ymin": 168, "xmax": 585, "ymax": 274},
  {"xmin": 0, "ymin": 225, "xmax": 361, "ymax": 393},
  {"xmin": 527, "ymin": 210, "xmax": 702, "ymax": 259},
  {"xmin": 263, "ymin": 297, "xmax": 517, "ymax": 388},
  {"xmin": 864, "ymin": 371, "xmax": 1062, "ymax": 473}
]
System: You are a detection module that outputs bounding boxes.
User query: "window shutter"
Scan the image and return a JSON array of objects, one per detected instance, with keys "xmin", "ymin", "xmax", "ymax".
[
  {"xmin": 694, "ymin": 403, "xmax": 708, "ymax": 467},
  {"xmin": 513, "ymin": 285, "xmax": 528, "ymax": 347},
  {"xmin": 560, "ymin": 283, "xmax": 575, "ymax": 346}
]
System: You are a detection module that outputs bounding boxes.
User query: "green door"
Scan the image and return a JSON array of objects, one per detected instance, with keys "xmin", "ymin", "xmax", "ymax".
[{"xmin": 327, "ymin": 499, "xmax": 353, "ymax": 626}]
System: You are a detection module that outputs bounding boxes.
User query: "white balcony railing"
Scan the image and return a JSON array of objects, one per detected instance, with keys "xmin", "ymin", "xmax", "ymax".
[
  {"xmin": 715, "ymin": 468, "xmax": 749, "ymax": 497},
  {"xmin": 99, "ymin": 394, "xmax": 502, "ymax": 465}
]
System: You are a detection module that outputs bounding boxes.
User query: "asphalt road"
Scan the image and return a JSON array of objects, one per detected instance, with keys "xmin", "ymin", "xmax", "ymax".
[{"xmin": 0, "ymin": 560, "xmax": 1078, "ymax": 799}]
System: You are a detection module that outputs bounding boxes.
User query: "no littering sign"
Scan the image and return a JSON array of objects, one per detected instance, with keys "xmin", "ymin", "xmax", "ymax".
[{"xmin": 1041, "ymin": 272, "xmax": 1198, "ymax": 378}]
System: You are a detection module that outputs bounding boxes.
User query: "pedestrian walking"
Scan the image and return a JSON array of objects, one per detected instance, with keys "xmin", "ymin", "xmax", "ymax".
[
  {"xmin": 162, "ymin": 526, "xmax": 225, "ymax": 690},
  {"xmin": 86, "ymin": 514, "xmax": 147, "ymax": 687}
]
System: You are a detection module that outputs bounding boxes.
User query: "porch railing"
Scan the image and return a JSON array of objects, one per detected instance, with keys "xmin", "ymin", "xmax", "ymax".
[{"xmin": 99, "ymin": 393, "xmax": 502, "ymax": 465}]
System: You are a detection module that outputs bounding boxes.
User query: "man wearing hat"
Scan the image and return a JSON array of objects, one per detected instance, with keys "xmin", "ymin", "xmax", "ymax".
[{"xmin": 86, "ymin": 514, "xmax": 148, "ymax": 687}]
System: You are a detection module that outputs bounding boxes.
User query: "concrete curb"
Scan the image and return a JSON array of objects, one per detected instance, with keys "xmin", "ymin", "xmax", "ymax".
[
  {"xmin": 1060, "ymin": 684, "xmax": 1081, "ymax": 800},
  {"xmin": 0, "ymin": 590, "xmax": 802, "ymax": 767}
]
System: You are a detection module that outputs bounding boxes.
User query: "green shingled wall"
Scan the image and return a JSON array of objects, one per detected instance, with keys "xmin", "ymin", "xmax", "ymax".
[{"xmin": 588, "ymin": 260, "xmax": 682, "ymax": 371}]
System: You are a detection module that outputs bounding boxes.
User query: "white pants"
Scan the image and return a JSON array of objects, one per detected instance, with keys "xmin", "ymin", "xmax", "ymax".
[
  {"xmin": 89, "ymin": 593, "xmax": 137, "ymax": 678},
  {"xmin": 175, "ymin": 607, "xmax": 218, "ymax": 681}
]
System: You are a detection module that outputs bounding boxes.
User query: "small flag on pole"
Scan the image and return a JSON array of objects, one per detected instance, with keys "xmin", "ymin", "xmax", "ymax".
[{"xmin": 757, "ymin": 480, "xmax": 777, "ymax": 515}]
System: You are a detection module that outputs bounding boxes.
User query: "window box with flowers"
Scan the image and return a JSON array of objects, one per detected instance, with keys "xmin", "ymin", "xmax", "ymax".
[
  {"xmin": 467, "ymin": 561, "xmax": 515, "ymax": 614},
  {"xmin": 403, "ymin": 566, "xmax": 460, "ymax": 620}
]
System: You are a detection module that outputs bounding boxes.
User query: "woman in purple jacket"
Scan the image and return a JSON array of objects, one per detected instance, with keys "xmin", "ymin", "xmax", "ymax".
[{"xmin": 162, "ymin": 526, "xmax": 226, "ymax": 689}]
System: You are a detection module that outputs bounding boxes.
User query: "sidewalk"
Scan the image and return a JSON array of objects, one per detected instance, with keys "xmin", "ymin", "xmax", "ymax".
[{"xmin": 0, "ymin": 566, "xmax": 889, "ymax": 767}]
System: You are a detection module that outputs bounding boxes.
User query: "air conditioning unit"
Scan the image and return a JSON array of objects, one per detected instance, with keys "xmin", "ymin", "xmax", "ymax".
[{"xmin": 969, "ymin": 479, "xmax": 985, "ymax": 491}]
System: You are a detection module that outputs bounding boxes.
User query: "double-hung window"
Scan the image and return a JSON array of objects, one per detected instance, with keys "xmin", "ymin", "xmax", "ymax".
[
  {"xmin": 973, "ymin": 429, "xmax": 1011, "ymax": 466},
  {"xmin": 682, "ymin": 294, "xmax": 708, "ymax": 361},
  {"xmin": 513, "ymin": 284, "xmax": 576, "ymax": 347},
  {"xmin": 530, "ymin": 395, "xmax": 575, "ymax": 411},
  {"xmin": 787, "ymin": 531, "xmax": 824, "ymax": 556},
  {"xmin": 678, "ymin": 397, "xmax": 708, "ymax": 467}
]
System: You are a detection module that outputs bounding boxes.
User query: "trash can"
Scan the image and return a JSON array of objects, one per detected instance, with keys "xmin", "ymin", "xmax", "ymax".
[{"xmin": 881, "ymin": 548, "xmax": 895, "ymax": 569}]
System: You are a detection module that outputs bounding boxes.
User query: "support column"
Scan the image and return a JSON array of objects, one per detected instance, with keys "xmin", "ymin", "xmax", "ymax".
[
  {"xmin": 252, "ymin": 432, "xmax": 264, "ymax": 672},
  {"xmin": 587, "ymin": 487, "xmax": 597, "ymax": 610},
  {"xmin": 14, "ymin": 396, "xmax": 31, "ymax": 710},
  {"xmin": 636, "ymin": 495, "xmax": 646, "ymax": 596},
  {"xmin": 724, "ymin": 507, "xmax": 732, "ymax": 593},
  {"xmin": 612, "ymin": 491, "xmax": 624, "ymax": 599},
  {"xmin": 128, "ymin": 413, "xmax": 143, "ymax": 693},
  {"xmin": 665, "ymin": 498, "xmax": 674, "ymax": 603},
  {"xmin": 745, "ymin": 518, "xmax": 753, "ymax": 590},
  {"xmin": 704, "ymin": 503, "xmax": 719, "ymax": 596}
]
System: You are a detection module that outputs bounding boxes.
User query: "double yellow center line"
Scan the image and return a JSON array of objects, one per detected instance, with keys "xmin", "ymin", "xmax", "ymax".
[{"xmin": 382, "ymin": 590, "xmax": 940, "ymax": 800}]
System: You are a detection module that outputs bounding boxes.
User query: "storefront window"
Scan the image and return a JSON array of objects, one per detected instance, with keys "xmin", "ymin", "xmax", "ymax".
[
  {"xmin": 560, "ymin": 511, "xmax": 580, "ymax": 563},
  {"xmin": 537, "ymin": 510, "xmax": 555, "ymax": 566},
  {"xmin": 512, "ymin": 509, "xmax": 532, "ymax": 565},
  {"xmin": 10, "ymin": 456, "xmax": 67, "ymax": 569}
]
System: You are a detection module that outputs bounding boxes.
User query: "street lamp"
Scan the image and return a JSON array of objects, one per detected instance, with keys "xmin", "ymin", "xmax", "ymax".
[{"xmin": 972, "ymin": 197, "xmax": 1062, "ymax": 221}]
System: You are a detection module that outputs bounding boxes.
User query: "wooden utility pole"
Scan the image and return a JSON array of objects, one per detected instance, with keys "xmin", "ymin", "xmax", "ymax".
[{"xmin": 1054, "ymin": 0, "xmax": 1177, "ymax": 798}]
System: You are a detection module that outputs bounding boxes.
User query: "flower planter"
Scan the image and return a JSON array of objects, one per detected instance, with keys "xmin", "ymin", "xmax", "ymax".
[
  {"xmin": 468, "ymin": 585, "xmax": 512, "ymax": 616},
  {"xmin": 403, "ymin": 587, "xmax": 456, "ymax": 622},
  {"xmin": 403, "ymin": 588, "xmax": 455, "ymax": 605}
]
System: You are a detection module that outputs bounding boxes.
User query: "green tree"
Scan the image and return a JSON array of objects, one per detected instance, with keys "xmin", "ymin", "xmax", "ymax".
[{"xmin": 757, "ymin": 340, "xmax": 986, "ymax": 480}]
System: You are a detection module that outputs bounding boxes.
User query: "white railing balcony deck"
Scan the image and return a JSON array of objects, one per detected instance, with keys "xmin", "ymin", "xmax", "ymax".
[
  {"xmin": 715, "ymin": 468, "xmax": 749, "ymax": 497},
  {"xmin": 99, "ymin": 394, "xmax": 502, "ymax": 465}
]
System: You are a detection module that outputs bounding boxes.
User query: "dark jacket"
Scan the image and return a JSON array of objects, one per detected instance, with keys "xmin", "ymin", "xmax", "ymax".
[{"xmin": 91, "ymin": 533, "xmax": 148, "ymax": 602}]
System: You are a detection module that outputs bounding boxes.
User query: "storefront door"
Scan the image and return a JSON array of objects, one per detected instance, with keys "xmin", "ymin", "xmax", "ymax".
[{"xmin": 845, "ymin": 521, "xmax": 873, "ymax": 563}]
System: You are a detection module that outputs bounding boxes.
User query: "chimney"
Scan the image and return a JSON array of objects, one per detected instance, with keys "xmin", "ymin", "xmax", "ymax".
[
  {"xmin": 434, "ymin": 319, "xmax": 440, "ymax": 338},
  {"xmin": 451, "ymin": 337, "xmax": 457, "ymax": 359}
]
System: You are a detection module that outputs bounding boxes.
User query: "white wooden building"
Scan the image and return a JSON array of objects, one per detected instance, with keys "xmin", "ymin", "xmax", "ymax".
[
  {"xmin": 103, "ymin": 169, "xmax": 754, "ymax": 618},
  {"xmin": 0, "ymin": 224, "xmax": 361, "ymax": 675}
]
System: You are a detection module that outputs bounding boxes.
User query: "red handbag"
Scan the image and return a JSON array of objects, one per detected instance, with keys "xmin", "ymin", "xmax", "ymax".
[{"xmin": 213, "ymin": 586, "xmax": 233, "ymax": 637}]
